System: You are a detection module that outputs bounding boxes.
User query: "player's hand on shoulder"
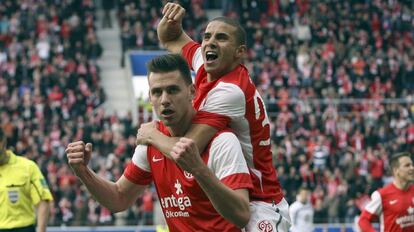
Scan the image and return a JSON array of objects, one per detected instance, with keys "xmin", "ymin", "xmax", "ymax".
[
  {"xmin": 170, "ymin": 137, "xmax": 204, "ymax": 173},
  {"xmin": 65, "ymin": 141, "xmax": 93, "ymax": 172},
  {"xmin": 136, "ymin": 121, "xmax": 158, "ymax": 145},
  {"xmin": 162, "ymin": 2, "xmax": 185, "ymax": 24}
]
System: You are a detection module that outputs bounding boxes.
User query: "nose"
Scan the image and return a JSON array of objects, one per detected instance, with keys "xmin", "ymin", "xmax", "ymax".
[
  {"xmin": 160, "ymin": 91, "xmax": 170, "ymax": 106},
  {"xmin": 204, "ymin": 37, "xmax": 217, "ymax": 49}
]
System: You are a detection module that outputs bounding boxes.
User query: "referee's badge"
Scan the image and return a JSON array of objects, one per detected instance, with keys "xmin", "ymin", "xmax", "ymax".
[{"xmin": 8, "ymin": 190, "xmax": 19, "ymax": 203}]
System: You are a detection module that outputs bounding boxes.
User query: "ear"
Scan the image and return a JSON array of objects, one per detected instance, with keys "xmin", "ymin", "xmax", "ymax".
[
  {"xmin": 148, "ymin": 90, "xmax": 152, "ymax": 104},
  {"xmin": 235, "ymin": 45, "xmax": 247, "ymax": 59}
]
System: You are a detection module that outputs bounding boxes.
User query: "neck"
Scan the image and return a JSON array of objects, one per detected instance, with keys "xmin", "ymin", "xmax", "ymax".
[
  {"xmin": 167, "ymin": 109, "xmax": 196, "ymax": 137},
  {"xmin": 394, "ymin": 179, "xmax": 410, "ymax": 191},
  {"xmin": 0, "ymin": 150, "xmax": 10, "ymax": 166},
  {"xmin": 206, "ymin": 62, "xmax": 240, "ymax": 82}
]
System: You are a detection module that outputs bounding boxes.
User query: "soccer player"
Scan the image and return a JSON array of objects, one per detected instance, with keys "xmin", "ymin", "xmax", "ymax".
[
  {"xmin": 0, "ymin": 127, "xmax": 53, "ymax": 232},
  {"xmin": 358, "ymin": 152, "xmax": 414, "ymax": 232},
  {"xmin": 65, "ymin": 54, "xmax": 252, "ymax": 232},
  {"xmin": 136, "ymin": 3, "xmax": 291, "ymax": 231},
  {"xmin": 289, "ymin": 187, "xmax": 314, "ymax": 232}
]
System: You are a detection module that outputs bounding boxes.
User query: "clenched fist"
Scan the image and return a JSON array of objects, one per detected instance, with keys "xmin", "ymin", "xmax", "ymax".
[{"xmin": 65, "ymin": 141, "xmax": 93, "ymax": 174}]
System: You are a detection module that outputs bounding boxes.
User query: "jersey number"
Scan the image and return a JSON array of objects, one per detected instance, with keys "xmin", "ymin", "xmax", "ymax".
[{"xmin": 253, "ymin": 91, "xmax": 270, "ymax": 146}]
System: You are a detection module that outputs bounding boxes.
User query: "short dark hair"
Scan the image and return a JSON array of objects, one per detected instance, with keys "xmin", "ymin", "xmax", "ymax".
[
  {"xmin": 210, "ymin": 17, "xmax": 246, "ymax": 46},
  {"xmin": 390, "ymin": 152, "xmax": 412, "ymax": 171},
  {"xmin": 146, "ymin": 54, "xmax": 192, "ymax": 85}
]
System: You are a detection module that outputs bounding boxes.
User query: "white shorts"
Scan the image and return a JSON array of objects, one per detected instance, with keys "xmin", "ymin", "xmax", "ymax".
[{"xmin": 244, "ymin": 198, "xmax": 291, "ymax": 232}]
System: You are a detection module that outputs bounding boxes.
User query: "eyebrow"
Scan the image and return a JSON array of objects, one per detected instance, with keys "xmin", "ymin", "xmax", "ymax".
[
  {"xmin": 150, "ymin": 85, "xmax": 180, "ymax": 92},
  {"xmin": 204, "ymin": 32, "xmax": 230, "ymax": 37}
]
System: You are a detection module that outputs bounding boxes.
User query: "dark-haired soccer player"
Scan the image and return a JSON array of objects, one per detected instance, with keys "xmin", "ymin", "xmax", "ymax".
[
  {"xmin": 66, "ymin": 54, "xmax": 252, "ymax": 232},
  {"xmin": 136, "ymin": 2, "xmax": 291, "ymax": 231},
  {"xmin": 359, "ymin": 152, "xmax": 414, "ymax": 231}
]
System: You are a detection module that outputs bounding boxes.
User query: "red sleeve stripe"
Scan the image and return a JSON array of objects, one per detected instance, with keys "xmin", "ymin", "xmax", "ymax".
[
  {"xmin": 220, "ymin": 173, "xmax": 253, "ymax": 191},
  {"xmin": 124, "ymin": 162, "xmax": 152, "ymax": 185},
  {"xmin": 193, "ymin": 111, "xmax": 231, "ymax": 131},
  {"xmin": 181, "ymin": 41, "xmax": 200, "ymax": 71},
  {"xmin": 358, "ymin": 210, "xmax": 378, "ymax": 232}
]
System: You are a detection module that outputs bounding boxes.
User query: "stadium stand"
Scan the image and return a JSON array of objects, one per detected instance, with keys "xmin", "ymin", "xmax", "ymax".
[{"xmin": 0, "ymin": 0, "xmax": 413, "ymax": 228}]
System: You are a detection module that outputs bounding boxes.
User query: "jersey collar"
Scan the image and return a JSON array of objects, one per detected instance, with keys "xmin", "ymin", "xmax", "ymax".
[{"xmin": 5, "ymin": 150, "xmax": 17, "ymax": 165}]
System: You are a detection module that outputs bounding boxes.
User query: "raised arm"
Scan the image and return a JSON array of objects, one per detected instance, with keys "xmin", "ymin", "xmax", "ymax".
[
  {"xmin": 65, "ymin": 141, "xmax": 146, "ymax": 212},
  {"xmin": 157, "ymin": 2, "xmax": 193, "ymax": 53}
]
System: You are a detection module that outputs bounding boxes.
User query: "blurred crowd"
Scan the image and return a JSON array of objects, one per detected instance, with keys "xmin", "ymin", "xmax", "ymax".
[{"xmin": 0, "ymin": 0, "xmax": 413, "ymax": 227}]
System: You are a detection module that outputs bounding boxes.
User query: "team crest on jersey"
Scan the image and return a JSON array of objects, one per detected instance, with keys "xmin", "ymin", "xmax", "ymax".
[
  {"xmin": 257, "ymin": 220, "xmax": 273, "ymax": 232},
  {"xmin": 174, "ymin": 179, "xmax": 183, "ymax": 195},
  {"xmin": 8, "ymin": 190, "xmax": 19, "ymax": 203},
  {"xmin": 184, "ymin": 171, "xmax": 194, "ymax": 180}
]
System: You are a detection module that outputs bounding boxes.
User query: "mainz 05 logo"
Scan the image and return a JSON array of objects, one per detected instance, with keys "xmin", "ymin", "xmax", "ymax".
[{"xmin": 257, "ymin": 220, "xmax": 274, "ymax": 232}]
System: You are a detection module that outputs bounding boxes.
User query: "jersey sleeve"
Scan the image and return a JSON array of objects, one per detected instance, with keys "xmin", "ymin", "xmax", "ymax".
[
  {"xmin": 193, "ymin": 82, "xmax": 245, "ymax": 130},
  {"xmin": 124, "ymin": 145, "xmax": 152, "ymax": 185},
  {"xmin": 207, "ymin": 132, "xmax": 252, "ymax": 190},
  {"xmin": 192, "ymin": 111, "xmax": 231, "ymax": 131},
  {"xmin": 358, "ymin": 191, "xmax": 381, "ymax": 232},
  {"xmin": 29, "ymin": 161, "xmax": 53, "ymax": 205},
  {"xmin": 364, "ymin": 190, "xmax": 382, "ymax": 215},
  {"xmin": 181, "ymin": 41, "xmax": 203, "ymax": 73}
]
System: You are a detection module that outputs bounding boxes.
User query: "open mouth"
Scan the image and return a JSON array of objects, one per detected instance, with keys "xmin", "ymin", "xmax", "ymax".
[
  {"xmin": 206, "ymin": 51, "xmax": 218, "ymax": 62},
  {"xmin": 161, "ymin": 109, "xmax": 175, "ymax": 117}
]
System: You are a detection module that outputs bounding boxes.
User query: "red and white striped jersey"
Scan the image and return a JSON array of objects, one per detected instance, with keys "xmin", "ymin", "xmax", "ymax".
[
  {"xmin": 124, "ymin": 122, "xmax": 252, "ymax": 232},
  {"xmin": 182, "ymin": 41, "xmax": 284, "ymax": 203},
  {"xmin": 359, "ymin": 183, "xmax": 414, "ymax": 232}
]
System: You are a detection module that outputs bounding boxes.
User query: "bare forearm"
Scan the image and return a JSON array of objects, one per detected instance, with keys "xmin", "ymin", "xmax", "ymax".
[
  {"xmin": 149, "ymin": 125, "xmax": 216, "ymax": 159},
  {"xmin": 193, "ymin": 166, "xmax": 250, "ymax": 228},
  {"xmin": 74, "ymin": 167, "xmax": 128, "ymax": 212},
  {"xmin": 157, "ymin": 17, "xmax": 183, "ymax": 46},
  {"xmin": 185, "ymin": 124, "xmax": 217, "ymax": 154},
  {"xmin": 36, "ymin": 201, "xmax": 50, "ymax": 232},
  {"xmin": 149, "ymin": 131, "xmax": 179, "ymax": 158}
]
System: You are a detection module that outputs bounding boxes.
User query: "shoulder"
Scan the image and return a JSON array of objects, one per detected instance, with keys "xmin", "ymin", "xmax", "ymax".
[
  {"xmin": 208, "ymin": 81, "xmax": 245, "ymax": 102},
  {"xmin": 13, "ymin": 155, "xmax": 42, "ymax": 175},
  {"xmin": 15, "ymin": 155, "xmax": 37, "ymax": 167},
  {"xmin": 289, "ymin": 201, "xmax": 301, "ymax": 210},
  {"xmin": 208, "ymin": 131, "xmax": 245, "ymax": 165},
  {"xmin": 211, "ymin": 131, "xmax": 239, "ymax": 145},
  {"xmin": 378, "ymin": 183, "xmax": 398, "ymax": 195},
  {"xmin": 132, "ymin": 145, "xmax": 150, "ymax": 167},
  {"xmin": 201, "ymin": 81, "xmax": 246, "ymax": 116},
  {"xmin": 221, "ymin": 65, "xmax": 252, "ymax": 86}
]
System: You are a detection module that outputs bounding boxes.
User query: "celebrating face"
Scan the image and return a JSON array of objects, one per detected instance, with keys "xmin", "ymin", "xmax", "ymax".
[
  {"xmin": 201, "ymin": 21, "xmax": 244, "ymax": 79},
  {"xmin": 148, "ymin": 70, "xmax": 195, "ymax": 129},
  {"xmin": 395, "ymin": 156, "xmax": 414, "ymax": 184}
]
